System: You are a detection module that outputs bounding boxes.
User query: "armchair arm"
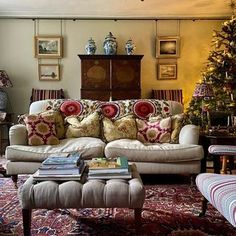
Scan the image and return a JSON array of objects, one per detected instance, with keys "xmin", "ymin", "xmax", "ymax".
[
  {"xmin": 9, "ymin": 124, "xmax": 28, "ymax": 145},
  {"xmin": 179, "ymin": 124, "xmax": 200, "ymax": 145}
]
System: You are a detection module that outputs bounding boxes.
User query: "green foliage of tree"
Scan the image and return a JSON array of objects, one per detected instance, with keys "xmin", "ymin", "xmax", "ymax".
[{"xmin": 186, "ymin": 16, "xmax": 236, "ymax": 126}]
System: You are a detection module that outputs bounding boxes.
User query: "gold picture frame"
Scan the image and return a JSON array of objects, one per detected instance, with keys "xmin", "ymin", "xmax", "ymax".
[
  {"xmin": 156, "ymin": 36, "xmax": 180, "ymax": 58},
  {"xmin": 158, "ymin": 63, "xmax": 177, "ymax": 80},
  {"xmin": 38, "ymin": 64, "xmax": 60, "ymax": 81},
  {"xmin": 35, "ymin": 36, "xmax": 63, "ymax": 58}
]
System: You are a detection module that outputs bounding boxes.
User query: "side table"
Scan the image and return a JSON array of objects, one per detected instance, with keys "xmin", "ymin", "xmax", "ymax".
[
  {"xmin": 199, "ymin": 133, "xmax": 236, "ymax": 173},
  {"xmin": 0, "ymin": 121, "xmax": 14, "ymax": 176}
]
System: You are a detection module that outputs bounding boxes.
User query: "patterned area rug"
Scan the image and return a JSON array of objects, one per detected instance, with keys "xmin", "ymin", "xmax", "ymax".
[{"xmin": 0, "ymin": 176, "xmax": 235, "ymax": 236}]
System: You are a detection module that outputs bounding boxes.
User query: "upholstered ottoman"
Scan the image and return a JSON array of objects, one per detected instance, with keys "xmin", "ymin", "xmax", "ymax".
[
  {"xmin": 18, "ymin": 164, "xmax": 145, "ymax": 236},
  {"xmin": 196, "ymin": 173, "xmax": 236, "ymax": 227}
]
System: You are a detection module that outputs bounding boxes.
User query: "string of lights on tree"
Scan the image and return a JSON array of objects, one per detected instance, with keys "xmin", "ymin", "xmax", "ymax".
[{"xmin": 186, "ymin": 9, "xmax": 236, "ymax": 126}]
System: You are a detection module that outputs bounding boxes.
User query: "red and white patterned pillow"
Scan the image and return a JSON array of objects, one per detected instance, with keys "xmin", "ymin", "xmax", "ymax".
[
  {"xmin": 60, "ymin": 100, "xmax": 83, "ymax": 116},
  {"xmin": 136, "ymin": 117, "xmax": 171, "ymax": 143},
  {"xmin": 24, "ymin": 114, "xmax": 60, "ymax": 146}
]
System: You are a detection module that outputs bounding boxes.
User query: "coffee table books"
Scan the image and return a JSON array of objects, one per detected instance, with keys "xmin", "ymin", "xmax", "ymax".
[
  {"xmin": 87, "ymin": 157, "xmax": 132, "ymax": 179},
  {"xmin": 33, "ymin": 152, "xmax": 86, "ymax": 181}
]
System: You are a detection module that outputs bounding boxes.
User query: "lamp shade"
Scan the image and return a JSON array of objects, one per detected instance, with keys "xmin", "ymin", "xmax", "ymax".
[
  {"xmin": 0, "ymin": 70, "xmax": 12, "ymax": 112},
  {"xmin": 193, "ymin": 82, "xmax": 214, "ymax": 98},
  {"xmin": 0, "ymin": 70, "xmax": 13, "ymax": 88}
]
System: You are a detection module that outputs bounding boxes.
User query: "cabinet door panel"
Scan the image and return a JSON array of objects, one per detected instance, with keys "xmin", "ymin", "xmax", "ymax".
[
  {"xmin": 81, "ymin": 59, "xmax": 110, "ymax": 89},
  {"xmin": 112, "ymin": 60, "xmax": 140, "ymax": 89},
  {"xmin": 81, "ymin": 89, "xmax": 110, "ymax": 101},
  {"xmin": 112, "ymin": 90, "xmax": 141, "ymax": 100}
]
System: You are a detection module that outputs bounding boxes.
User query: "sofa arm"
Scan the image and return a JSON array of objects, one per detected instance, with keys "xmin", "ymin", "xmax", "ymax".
[
  {"xmin": 179, "ymin": 124, "xmax": 200, "ymax": 145},
  {"xmin": 9, "ymin": 124, "xmax": 28, "ymax": 145}
]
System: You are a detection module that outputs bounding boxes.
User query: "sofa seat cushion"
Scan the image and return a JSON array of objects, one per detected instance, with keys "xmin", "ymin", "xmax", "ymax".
[
  {"xmin": 6, "ymin": 137, "xmax": 106, "ymax": 162},
  {"xmin": 105, "ymin": 139, "xmax": 203, "ymax": 163}
]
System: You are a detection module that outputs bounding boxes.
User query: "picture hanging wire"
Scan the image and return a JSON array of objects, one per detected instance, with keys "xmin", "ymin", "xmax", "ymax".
[
  {"xmin": 155, "ymin": 20, "xmax": 159, "ymax": 63},
  {"xmin": 58, "ymin": 19, "xmax": 63, "ymax": 65},
  {"xmin": 177, "ymin": 19, "xmax": 180, "ymax": 36}
]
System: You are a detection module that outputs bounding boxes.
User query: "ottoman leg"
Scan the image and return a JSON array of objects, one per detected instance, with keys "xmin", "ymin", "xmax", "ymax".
[
  {"xmin": 134, "ymin": 208, "xmax": 142, "ymax": 229},
  {"xmin": 22, "ymin": 209, "xmax": 32, "ymax": 236},
  {"xmin": 199, "ymin": 197, "xmax": 208, "ymax": 217}
]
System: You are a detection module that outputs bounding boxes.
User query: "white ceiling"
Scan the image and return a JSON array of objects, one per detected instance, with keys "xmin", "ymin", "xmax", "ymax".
[{"xmin": 0, "ymin": 0, "xmax": 234, "ymax": 19}]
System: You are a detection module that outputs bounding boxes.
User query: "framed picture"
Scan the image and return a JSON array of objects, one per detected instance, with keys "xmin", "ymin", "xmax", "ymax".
[
  {"xmin": 35, "ymin": 36, "xmax": 63, "ymax": 58},
  {"xmin": 156, "ymin": 36, "xmax": 180, "ymax": 58},
  {"xmin": 38, "ymin": 64, "xmax": 60, "ymax": 81},
  {"xmin": 158, "ymin": 63, "xmax": 177, "ymax": 80}
]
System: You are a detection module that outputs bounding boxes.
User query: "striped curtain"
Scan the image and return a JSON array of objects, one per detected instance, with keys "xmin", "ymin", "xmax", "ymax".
[
  {"xmin": 30, "ymin": 89, "xmax": 65, "ymax": 104},
  {"xmin": 152, "ymin": 89, "xmax": 183, "ymax": 104}
]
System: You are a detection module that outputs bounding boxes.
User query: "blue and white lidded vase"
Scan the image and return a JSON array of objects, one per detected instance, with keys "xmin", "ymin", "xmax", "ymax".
[
  {"xmin": 85, "ymin": 38, "xmax": 97, "ymax": 55},
  {"xmin": 103, "ymin": 32, "xmax": 118, "ymax": 55},
  {"xmin": 125, "ymin": 39, "xmax": 136, "ymax": 55}
]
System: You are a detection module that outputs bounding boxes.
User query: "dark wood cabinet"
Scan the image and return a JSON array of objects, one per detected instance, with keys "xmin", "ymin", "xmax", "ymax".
[{"xmin": 78, "ymin": 54, "xmax": 143, "ymax": 101}]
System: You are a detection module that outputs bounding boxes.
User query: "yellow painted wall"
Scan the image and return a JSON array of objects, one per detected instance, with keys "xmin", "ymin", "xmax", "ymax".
[{"xmin": 0, "ymin": 19, "xmax": 223, "ymax": 119}]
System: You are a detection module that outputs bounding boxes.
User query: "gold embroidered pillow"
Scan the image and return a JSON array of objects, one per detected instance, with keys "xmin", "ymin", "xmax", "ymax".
[
  {"xmin": 170, "ymin": 113, "xmax": 184, "ymax": 143},
  {"xmin": 65, "ymin": 111, "xmax": 100, "ymax": 138},
  {"xmin": 136, "ymin": 117, "xmax": 171, "ymax": 143},
  {"xmin": 102, "ymin": 115, "xmax": 137, "ymax": 142},
  {"xmin": 24, "ymin": 114, "xmax": 60, "ymax": 146}
]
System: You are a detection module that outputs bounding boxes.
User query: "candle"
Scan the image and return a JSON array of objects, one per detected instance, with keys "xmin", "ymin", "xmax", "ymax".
[{"xmin": 231, "ymin": 93, "xmax": 234, "ymax": 101}]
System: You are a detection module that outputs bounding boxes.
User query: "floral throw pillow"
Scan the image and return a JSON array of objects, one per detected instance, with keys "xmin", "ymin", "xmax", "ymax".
[
  {"xmin": 24, "ymin": 114, "xmax": 60, "ymax": 146},
  {"xmin": 149, "ymin": 113, "xmax": 184, "ymax": 143},
  {"xmin": 136, "ymin": 117, "xmax": 171, "ymax": 143},
  {"xmin": 65, "ymin": 111, "xmax": 100, "ymax": 138},
  {"xmin": 102, "ymin": 115, "xmax": 137, "ymax": 142},
  {"xmin": 41, "ymin": 110, "xmax": 65, "ymax": 139}
]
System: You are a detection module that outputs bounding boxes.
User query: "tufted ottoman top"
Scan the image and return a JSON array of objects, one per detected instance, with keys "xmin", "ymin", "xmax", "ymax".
[{"xmin": 19, "ymin": 164, "xmax": 145, "ymax": 210}]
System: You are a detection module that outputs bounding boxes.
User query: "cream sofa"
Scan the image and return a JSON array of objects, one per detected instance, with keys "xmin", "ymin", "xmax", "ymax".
[{"xmin": 6, "ymin": 99, "xmax": 204, "ymax": 183}]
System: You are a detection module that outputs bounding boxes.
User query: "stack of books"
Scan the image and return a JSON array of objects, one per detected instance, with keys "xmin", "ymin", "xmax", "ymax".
[
  {"xmin": 33, "ymin": 152, "xmax": 86, "ymax": 181},
  {"xmin": 88, "ymin": 157, "xmax": 132, "ymax": 179}
]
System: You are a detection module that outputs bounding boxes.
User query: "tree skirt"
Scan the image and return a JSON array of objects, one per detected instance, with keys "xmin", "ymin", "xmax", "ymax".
[{"xmin": 0, "ymin": 176, "xmax": 235, "ymax": 236}]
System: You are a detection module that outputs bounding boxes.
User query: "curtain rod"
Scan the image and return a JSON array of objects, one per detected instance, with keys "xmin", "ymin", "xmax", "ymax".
[{"xmin": 0, "ymin": 16, "xmax": 230, "ymax": 21}]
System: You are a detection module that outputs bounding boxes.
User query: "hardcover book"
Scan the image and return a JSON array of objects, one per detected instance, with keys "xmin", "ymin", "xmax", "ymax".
[
  {"xmin": 42, "ymin": 153, "xmax": 81, "ymax": 165},
  {"xmin": 88, "ymin": 166, "xmax": 132, "ymax": 180},
  {"xmin": 88, "ymin": 157, "xmax": 129, "ymax": 174}
]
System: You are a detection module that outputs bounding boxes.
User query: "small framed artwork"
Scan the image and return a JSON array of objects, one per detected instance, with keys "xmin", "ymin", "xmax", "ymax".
[
  {"xmin": 158, "ymin": 63, "xmax": 177, "ymax": 80},
  {"xmin": 156, "ymin": 36, "xmax": 180, "ymax": 58},
  {"xmin": 35, "ymin": 36, "xmax": 63, "ymax": 58},
  {"xmin": 38, "ymin": 64, "xmax": 60, "ymax": 81}
]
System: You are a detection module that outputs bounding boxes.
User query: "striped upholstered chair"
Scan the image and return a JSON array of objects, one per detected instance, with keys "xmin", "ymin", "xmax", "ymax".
[
  {"xmin": 196, "ymin": 173, "xmax": 236, "ymax": 227},
  {"xmin": 152, "ymin": 89, "xmax": 183, "ymax": 104},
  {"xmin": 30, "ymin": 88, "xmax": 65, "ymax": 104}
]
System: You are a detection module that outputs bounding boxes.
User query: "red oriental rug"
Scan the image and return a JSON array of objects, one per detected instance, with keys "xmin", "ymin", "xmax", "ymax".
[{"xmin": 0, "ymin": 176, "xmax": 235, "ymax": 236}]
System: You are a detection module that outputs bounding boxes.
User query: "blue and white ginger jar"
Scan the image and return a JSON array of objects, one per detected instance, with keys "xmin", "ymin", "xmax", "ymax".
[
  {"xmin": 125, "ymin": 39, "xmax": 136, "ymax": 55},
  {"xmin": 85, "ymin": 38, "xmax": 97, "ymax": 55},
  {"xmin": 103, "ymin": 32, "xmax": 118, "ymax": 55}
]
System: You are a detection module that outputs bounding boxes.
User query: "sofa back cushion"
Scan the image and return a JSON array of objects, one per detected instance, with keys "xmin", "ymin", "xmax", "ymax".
[{"xmin": 30, "ymin": 99, "xmax": 183, "ymax": 119}]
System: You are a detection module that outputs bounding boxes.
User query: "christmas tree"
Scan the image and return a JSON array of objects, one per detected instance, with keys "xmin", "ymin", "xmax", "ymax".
[{"xmin": 186, "ymin": 16, "xmax": 236, "ymax": 126}]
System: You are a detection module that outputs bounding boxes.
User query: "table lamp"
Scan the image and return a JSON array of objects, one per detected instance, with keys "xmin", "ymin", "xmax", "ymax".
[
  {"xmin": 0, "ymin": 70, "xmax": 13, "ymax": 112},
  {"xmin": 193, "ymin": 81, "xmax": 214, "ymax": 129}
]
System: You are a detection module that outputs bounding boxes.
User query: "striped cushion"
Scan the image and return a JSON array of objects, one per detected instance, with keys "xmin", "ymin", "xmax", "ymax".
[
  {"xmin": 196, "ymin": 173, "xmax": 236, "ymax": 227},
  {"xmin": 152, "ymin": 89, "xmax": 183, "ymax": 104},
  {"xmin": 208, "ymin": 145, "xmax": 236, "ymax": 155},
  {"xmin": 30, "ymin": 89, "xmax": 65, "ymax": 104}
]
